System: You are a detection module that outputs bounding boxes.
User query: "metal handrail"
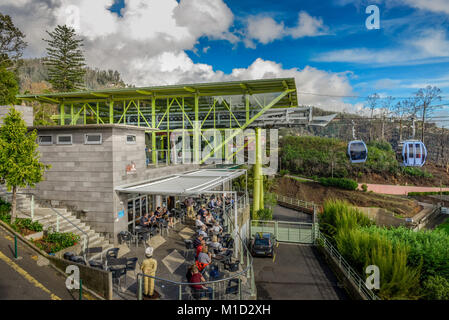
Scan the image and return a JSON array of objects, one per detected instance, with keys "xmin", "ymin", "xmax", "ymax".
[
  {"xmin": 275, "ymin": 194, "xmax": 316, "ymax": 211},
  {"xmin": 315, "ymin": 229, "xmax": 380, "ymax": 300},
  {"xmin": 0, "ymin": 191, "xmax": 90, "ymax": 261}
]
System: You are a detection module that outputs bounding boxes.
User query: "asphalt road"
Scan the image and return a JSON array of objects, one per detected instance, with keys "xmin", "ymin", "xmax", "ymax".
[
  {"xmin": 253, "ymin": 243, "xmax": 348, "ymax": 300},
  {"xmin": 0, "ymin": 227, "xmax": 75, "ymax": 300}
]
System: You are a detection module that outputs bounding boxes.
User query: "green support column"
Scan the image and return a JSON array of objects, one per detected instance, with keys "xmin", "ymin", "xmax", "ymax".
[
  {"xmin": 60, "ymin": 104, "xmax": 65, "ymax": 125},
  {"xmin": 152, "ymin": 97, "xmax": 157, "ymax": 164},
  {"xmin": 167, "ymin": 99, "xmax": 170, "ymax": 165},
  {"xmin": 70, "ymin": 104, "xmax": 74, "ymax": 125},
  {"xmin": 109, "ymin": 101, "xmax": 114, "ymax": 124},
  {"xmin": 193, "ymin": 94, "xmax": 200, "ymax": 163},
  {"xmin": 246, "ymin": 95, "xmax": 250, "ymax": 123},
  {"xmin": 259, "ymin": 129, "xmax": 264, "ymax": 210},
  {"xmin": 137, "ymin": 100, "xmax": 140, "ymax": 127},
  {"xmin": 96, "ymin": 102, "xmax": 99, "ymax": 124},
  {"xmin": 253, "ymin": 127, "xmax": 262, "ymax": 217}
]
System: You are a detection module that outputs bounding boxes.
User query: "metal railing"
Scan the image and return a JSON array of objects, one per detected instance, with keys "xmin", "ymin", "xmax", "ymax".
[
  {"xmin": 315, "ymin": 229, "xmax": 380, "ymax": 300},
  {"xmin": 275, "ymin": 194, "xmax": 316, "ymax": 212},
  {"xmin": 251, "ymin": 220, "xmax": 315, "ymax": 244},
  {"xmin": 135, "ymin": 193, "xmax": 255, "ymax": 300},
  {"xmin": 0, "ymin": 191, "xmax": 90, "ymax": 261}
]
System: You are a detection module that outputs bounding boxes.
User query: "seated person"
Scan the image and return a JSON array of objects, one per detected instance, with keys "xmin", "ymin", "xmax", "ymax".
[
  {"xmin": 197, "ymin": 246, "xmax": 212, "ymax": 266},
  {"xmin": 198, "ymin": 225, "xmax": 208, "ymax": 238},
  {"xmin": 154, "ymin": 207, "xmax": 162, "ymax": 219},
  {"xmin": 148, "ymin": 211, "xmax": 157, "ymax": 226},
  {"xmin": 208, "ymin": 197, "xmax": 216, "ymax": 209},
  {"xmin": 195, "ymin": 215, "xmax": 205, "ymax": 228},
  {"xmin": 204, "ymin": 212, "xmax": 215, "ymax": 227},
  {"xmin": 189, "ymin": 265, "xmax": 213, "ymax": 299},
  {"xmin": 198, "ymin": 205, "xmax": 207, "ymax": 218},
  {"xmin": 210, "ymin": 221, "xmax": 223, "ymax": 235},
  {"xmin": 193, "ymin": 234, "xmax": 204, "ymax": 248},
  {"xmin": 196, "ymin": 239, "xmax": 206, "ymax": 259},
  {"xmin": 139, "ymin": 212, "xmax": 150, "ymax": 228},
  {"xmin": 209, "ymin": 235, "xmax": 232, "ymax": 257},
  {"xmin": 186, "ymin": 264, "xmax": 195, "ymax": 282}
]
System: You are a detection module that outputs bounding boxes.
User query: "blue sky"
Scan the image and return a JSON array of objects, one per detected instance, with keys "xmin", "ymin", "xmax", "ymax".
[
  {"xmin": 107, "ymin": 0, "xmax": 449, "ymax": 122},
  {"xmin": 1, "ymin": 0, "xmax": 448, "ymax": 123}
]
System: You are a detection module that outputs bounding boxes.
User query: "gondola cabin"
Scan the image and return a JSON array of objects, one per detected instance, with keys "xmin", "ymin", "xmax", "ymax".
[
  {"xmin": 347, "ymin": 140, "xmax": 368, "ymax": 163},
  {"xmin": 397, "ymin": 140, "xmax": 427, "ymax": 167}
]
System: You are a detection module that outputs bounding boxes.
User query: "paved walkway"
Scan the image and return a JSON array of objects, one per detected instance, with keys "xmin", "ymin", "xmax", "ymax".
[
  {"xmin": 0, "ymin": 227, "xmax": 75, "ymax": 300},
  {"xmin": 252, "ymin": 206, "xmax": 347, "ymax": 300},
  {"xmin": 359, "ymin": 184, "xmax": 449, "ymax": 195},
  {"xmin": 253, "ymin": 244, "xmax": 347, "ymax": 300}
]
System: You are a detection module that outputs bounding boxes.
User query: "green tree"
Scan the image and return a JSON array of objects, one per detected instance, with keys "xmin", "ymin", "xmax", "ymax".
[
  {"xmin": 0, "ymin": 13, "xmax": 27, "ymax": 68},
  {"xmin": 43, "ymin": 25, "xmax": 86, "ymax": 92},
  {"xmin": 0, "ymin": 66, "xmax": 19, "ymax": 104},
  {"xmin": 0, "ymin": 107, "xmax": 49, "ymax": 223}
]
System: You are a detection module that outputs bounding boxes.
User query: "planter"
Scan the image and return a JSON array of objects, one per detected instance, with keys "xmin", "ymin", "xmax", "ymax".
[
  {"xmin": 25, "ymin": 231, "xmax": 43, "ymax": 241},
  {"xmin": 54, "ymin": 242, "xmax": 82, "ymax": 259}
]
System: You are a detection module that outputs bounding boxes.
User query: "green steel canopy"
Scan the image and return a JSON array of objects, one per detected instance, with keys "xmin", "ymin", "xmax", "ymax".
[{"xmin": 17, "ymin": 78, "xmax": 297, "ymax": 108}]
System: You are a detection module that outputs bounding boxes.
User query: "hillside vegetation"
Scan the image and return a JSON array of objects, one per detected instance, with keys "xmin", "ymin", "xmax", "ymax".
[{"xmin": 280, "ymin": 136, "xmax": 449, "ymax": 186}]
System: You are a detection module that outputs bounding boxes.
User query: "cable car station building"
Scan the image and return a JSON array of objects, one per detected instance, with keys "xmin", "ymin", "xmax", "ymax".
[{"xmin": 17, "ymin": 78, "xmax": 320, "ymax": 244}]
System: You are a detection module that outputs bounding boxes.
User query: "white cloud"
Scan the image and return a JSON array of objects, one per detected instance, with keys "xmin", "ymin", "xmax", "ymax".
[
  {"xmin": 399, "ymin": 0, "xmax": 449, "ymax": 15},
  {"xmin": 335, "ymin": 0, "xmax": 449, "ymax": 15},
  {"xmin": 287, "ymin": 11, "xmax": 329, "ymax": 38},
  {"xmin": 0, "ymin": 0, "xmax": 362, "ymax": 114},
  {"xmin": 314, "ymin": 28, "xmax": 449, "ymax": 66},
  {"xmin": 244, "ymin": 11, "xmax": 328, "ymax": 47}
]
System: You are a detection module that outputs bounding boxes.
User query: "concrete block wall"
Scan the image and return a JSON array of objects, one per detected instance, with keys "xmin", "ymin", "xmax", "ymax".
[{"xmin": 28, "ymin": 127, "xmax": 116, "ymax": 237}]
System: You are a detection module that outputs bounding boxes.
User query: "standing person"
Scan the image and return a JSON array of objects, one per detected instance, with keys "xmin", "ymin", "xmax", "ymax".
[
  {"xmin": 141, "ymin": 247, "xmax": 158, "ymax": 298},
  {"xmin": 185, "ymin": 197, "xmax": 195, "ymax": 219}
]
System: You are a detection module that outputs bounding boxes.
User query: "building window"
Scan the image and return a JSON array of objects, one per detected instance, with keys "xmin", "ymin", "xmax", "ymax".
[
  {"xmin": 38, "ymin": 135, "xmax": 53, "ymax": 145},
  {"xmin": 84, "ymin": 133, "xmax": 102, "ymax": 145},
  {"xmin": 57, "ymin": 134, "xmax": 72, "ymax": 145},
  {"xmin": 126, "ymin": 135, "xmax": 136, "ymax": 144}
]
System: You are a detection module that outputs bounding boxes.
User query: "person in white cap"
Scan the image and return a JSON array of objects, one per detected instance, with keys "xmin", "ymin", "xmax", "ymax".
[{"xmin": 141, "ymin": 246, "xmax": 158, "ymax": 297}]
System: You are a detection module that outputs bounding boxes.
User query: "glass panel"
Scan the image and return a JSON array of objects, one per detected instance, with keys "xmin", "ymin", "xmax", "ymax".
[
  {"xmin": 408, "ymin": 144, "xmax": 414, "ymax": 158},
  {"xmin": 141, "ymin": 196, "xmax": 147, "ymax": 215},
  {"xmin": 135, "ymin": 198, "xmax": 141, "ymax": 221},
  {"xmin": 349, "ymin": 142, "xmax": 367, "ymax": 161},
  {"xmin": 415, "ymin": 143, "xmax": 421, "ymax": 158},
  {"xmin": 127, "ymin": 200, "xmax": 134, "ymax": 224}
]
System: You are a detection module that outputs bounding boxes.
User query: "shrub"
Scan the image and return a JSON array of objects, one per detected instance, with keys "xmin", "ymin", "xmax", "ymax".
[
  {"xmin": 256, "ymin": 208, "xmax": 273, "ymax": 221},
  {"xmin": 279, "ymin": 169, "xmax": 289, "ymax": 177},
  {"xmin": 318, "ymin": 177, "xmax": 358, "ymax": 190},
  {"xmin": 408, "ymin": 191, "xmax": 449, "ymax": 196},
  {"xmin": 361, "ymin": 184, "xmax": 368, "ymax": 192},
  {"xmin": 34, "ymin": 232, "xmax": 80, "ymax": 254},
  {"xmin": 319, "ymin": 200, "xmax": 373, "ymax": 238},
  {"xmin": 401, "ymin": 167, "xmax": 433, "ymax": 178},
  {"xmin": 335, "ymin": 227, "xmax": 421, "ymax": 300},
  {"xmin": 422, "ymin": 276, "xmax": 449, "ymax": 300}
]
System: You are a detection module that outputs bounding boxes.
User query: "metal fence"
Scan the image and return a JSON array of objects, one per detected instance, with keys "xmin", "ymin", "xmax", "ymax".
[
  {"xmin": 315, "ymin": 229, "xmax": 380, "ymax": 300},
  {"xmin": 250, "ymin": 220, "xmax": 315, "ymax": 244},
  {"xmin": 275, "ymin": 194, "xmax": 316, "ymax": 212}
]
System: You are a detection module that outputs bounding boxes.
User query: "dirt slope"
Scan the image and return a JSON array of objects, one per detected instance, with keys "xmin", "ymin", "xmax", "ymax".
[{"xmin": 274, "ymin": 177, "xmax": 422, "ymax": 217}]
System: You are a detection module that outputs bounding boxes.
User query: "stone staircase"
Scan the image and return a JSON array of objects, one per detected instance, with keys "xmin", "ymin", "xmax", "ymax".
[{"xmin": 0, "ymin": 187, "xmax": 113, "ymax": 261}]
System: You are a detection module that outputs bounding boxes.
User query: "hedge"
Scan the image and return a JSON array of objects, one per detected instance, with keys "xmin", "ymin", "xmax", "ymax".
[{"xmin": 318, "ymin": 177, "xmax": 358, "ymax": 190}]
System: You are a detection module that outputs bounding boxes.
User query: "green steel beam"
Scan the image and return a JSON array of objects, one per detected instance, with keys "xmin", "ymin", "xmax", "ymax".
[{"xmin": 200, "ymin": 89, "xmax": 294, "ymax": 164}]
